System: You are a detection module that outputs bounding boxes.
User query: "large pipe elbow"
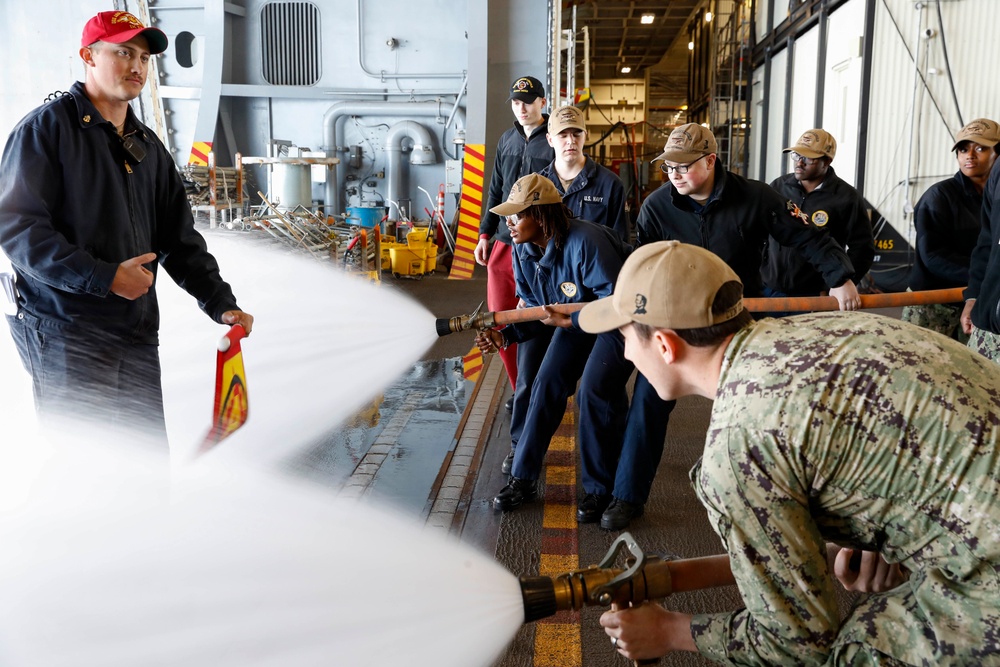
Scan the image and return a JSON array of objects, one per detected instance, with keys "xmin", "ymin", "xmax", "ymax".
[{"xmin": 323, "ymin": 101, "xmax": 465, "ymax": 215}]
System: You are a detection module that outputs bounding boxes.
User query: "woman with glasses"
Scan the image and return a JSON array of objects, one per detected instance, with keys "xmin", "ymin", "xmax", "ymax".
[{"xmin": 474, "ymin": 174, "xmax": 633, "ymax": 520}]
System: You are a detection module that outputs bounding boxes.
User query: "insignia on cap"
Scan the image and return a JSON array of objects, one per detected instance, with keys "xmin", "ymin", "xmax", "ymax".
[
  {"xmin": 112, "ymin": 12, "xmax": 144, "ymax": 29},
  {"xmin": 634, "ymin": 294, "xmax": 648, "ymax": 315}
]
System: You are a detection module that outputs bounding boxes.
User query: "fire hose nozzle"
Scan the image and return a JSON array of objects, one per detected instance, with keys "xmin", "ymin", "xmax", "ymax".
[
  {"xmin": 519, "ymin": 532, "xmax": 673, "ymax": 622},
  {"xmin": 435, "ymin": 301, "xmax": 496, "ymax": 336}
]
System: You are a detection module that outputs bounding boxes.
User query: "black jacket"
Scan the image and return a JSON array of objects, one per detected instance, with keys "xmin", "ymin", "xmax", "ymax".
[
  {"xmin": 539, "ymin": 156, "xmax": 629, "ymax": 243},
  {"xmin": 762, "ymin": 167, "xmax": 873, "ymax": 296},
  {"xmin": 479, "ymin": 118, "xmax": 555, "ymax": 245},
  {"xmin": 966, "ymin": 161, "xmax": 1000, "ymax": 333},
  {"xmin": 909, "ymin": 171, "xmax": 982, "ymax": 292},
  {"xmin": 636, "ymin": 163, "xmax": 854, "ymax": 297},
  {"xmin": 0, "ymin": 81, "xmax": 238, "ymax": 344}
]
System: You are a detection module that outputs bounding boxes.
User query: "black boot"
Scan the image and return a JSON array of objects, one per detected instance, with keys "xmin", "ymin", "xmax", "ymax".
[
  {"xmin": 493, "ymin": 477, "xmax": 538, "ymax": 511},
  {"xmin": 576, "ymin": 493, "xmax": 612, "ymax": 523},
  {"xmin": 600, "ymin": 498, "xmax": 644, "ymax": 531},
  {"xmin": 501, "ymin": 448, "xmax": 515, "ymax": 475}
]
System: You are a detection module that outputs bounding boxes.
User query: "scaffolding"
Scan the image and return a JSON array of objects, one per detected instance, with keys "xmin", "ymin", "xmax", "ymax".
[{"xmin": 709, "ymin": 0, "xmax": 752, "ymax": 175}]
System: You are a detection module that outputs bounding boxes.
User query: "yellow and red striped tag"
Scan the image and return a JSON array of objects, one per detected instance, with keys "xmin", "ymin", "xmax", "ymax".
[{"xmin": 461, "ymin": 345, "xmax": 483, "ymax": 382}]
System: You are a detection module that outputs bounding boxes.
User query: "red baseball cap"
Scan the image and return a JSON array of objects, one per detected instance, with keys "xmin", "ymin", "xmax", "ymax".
[{"xmin": 81, "ymin": 11, "xmax": 168, "ymax": 55}]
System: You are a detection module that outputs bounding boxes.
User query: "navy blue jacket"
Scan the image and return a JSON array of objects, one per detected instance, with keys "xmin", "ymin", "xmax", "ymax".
[
  {"xmin": 966, "ymin": 160, "xmax": 1000, "ymax": 333},
  {"xmin": 636, "ymin": 162, "xmax": 854, "ymax": 298},
  {"xmin": 763, "ymin": 167, "xmax": 874, "ymax": 295},
  {"xmin": 539, "ymin": 156, "xmax": 629, "ymax": 243},
  {"xmin": 479, "ymin": 119, "xmax": 554, "ymax": 245},
  {"xmin": 506, "ymin": 219, "xmax": 630, "ymax": 343},
  {"xmin": 909, "ymin": 171, "xmax": 982, "ymax": 291},
  {"xmin": 0, "ymin": 82, "xmax": 238, "ymax": 344}
]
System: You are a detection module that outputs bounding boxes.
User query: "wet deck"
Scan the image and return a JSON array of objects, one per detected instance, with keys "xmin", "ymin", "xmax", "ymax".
[{"xmin": 280, "ymin": 267, "xmax": 751, "ymax": 666}]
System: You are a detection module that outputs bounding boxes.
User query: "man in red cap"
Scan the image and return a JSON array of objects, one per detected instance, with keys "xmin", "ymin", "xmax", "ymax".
[{"xmin": 0, "ymin": 11, "xmax": 253, "ymax": 446}]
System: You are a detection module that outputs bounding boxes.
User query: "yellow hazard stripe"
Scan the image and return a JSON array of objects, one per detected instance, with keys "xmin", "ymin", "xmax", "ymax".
[
  {"xmin": 448, "ymin": 144, "xmax": 486, "ymax": 280},
  {"xmin": 189, "ymin": 141, "xmax": 212, "ymax": 166}
]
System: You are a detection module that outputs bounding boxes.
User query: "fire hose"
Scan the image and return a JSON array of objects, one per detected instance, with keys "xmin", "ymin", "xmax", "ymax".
[
  {"xmin": 435, "ymin": 287, "xmax": 965, "ymax": 336},
  {"xmin": 519, "ymin": 532, "xmax": 734, "ymax": 665}
]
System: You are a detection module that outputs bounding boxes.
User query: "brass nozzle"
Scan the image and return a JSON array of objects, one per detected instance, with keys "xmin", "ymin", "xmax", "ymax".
[
  {"xmin": 434, "ymin": 302, "xmax": 497, "ymax": 337},
  {"xmin": 519, "ymin": 532, "xmax": 674, "ymax": 623}
]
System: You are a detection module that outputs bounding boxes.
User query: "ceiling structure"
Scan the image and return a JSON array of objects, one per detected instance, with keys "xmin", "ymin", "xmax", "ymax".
[{"xmin": 562, "ymin": 0, "xmax": 705, "ymax": 107}]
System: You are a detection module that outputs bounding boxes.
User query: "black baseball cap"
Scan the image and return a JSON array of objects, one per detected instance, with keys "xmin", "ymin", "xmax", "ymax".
[{"xmin": 508, "ymin": 76, "xmax": 545, "ymax": 103}]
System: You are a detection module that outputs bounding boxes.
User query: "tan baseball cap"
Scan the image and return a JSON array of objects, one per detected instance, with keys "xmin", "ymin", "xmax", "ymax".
[
  {"xmin": 549, "ymin": 105, "xmax": 587, "ymax": 135},
  {"xmin": 783, "ymin": 129, "xmax": 837, "ymax": 160},
  {"xmin": 652, "ymin": 123, "xmax": 718, "ymax": 163},
  {"xmin": 579, "ymin": 241, "xmax": 743, "ymax": 333},
  {"xmin": 489, "ymin": 173, "xmax": 563, "ymax": 217},
  {"xmin": 952, "ymin": 118, "xmax": 1000, "ymax": 151}
]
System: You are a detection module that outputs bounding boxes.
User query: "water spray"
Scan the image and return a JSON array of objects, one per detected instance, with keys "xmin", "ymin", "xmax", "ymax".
[
  {"xmin": 518, "ymin": 532, "xmax": 734, "ymax": 665},
  {"xmin": 435, "ymin": 288, "xmax": 967, "ymax": 337}
]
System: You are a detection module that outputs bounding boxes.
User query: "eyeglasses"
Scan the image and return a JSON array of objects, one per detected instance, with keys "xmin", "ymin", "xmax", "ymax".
[
  {"xmin": 659, "ymin": 154, "xmax": 708, "ymax": 175},
  {"xmin": 788, "ymin": 152, "xmax": 820, "ymax": 166}
]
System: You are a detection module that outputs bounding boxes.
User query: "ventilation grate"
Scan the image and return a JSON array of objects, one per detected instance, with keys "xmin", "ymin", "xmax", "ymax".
[{"xmin": 261, "ymin": 2, "xmax": 322, "ymax": 86}]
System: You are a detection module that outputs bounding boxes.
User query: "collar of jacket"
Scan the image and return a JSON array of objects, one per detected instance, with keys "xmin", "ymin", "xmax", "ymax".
[
  {"xmin": 69, "ymin": 80, "xmax": 147, "ymax": 142},
  {"xmin": 513, "ymin": 114, "xmax": 550, "ymax": 140},
  {"xmin": 541, "ymin": 155, "xmax": 595, "ymax": 195}
]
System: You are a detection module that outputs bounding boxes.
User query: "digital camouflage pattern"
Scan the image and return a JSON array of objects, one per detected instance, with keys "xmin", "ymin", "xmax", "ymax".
[
  {"xmin": 968, "ymin": 326, "xmax": 1000, "ymax": 364},
  {"xmin": 688, "ymin": 312, "xmax": 1000, "ymax": 666},
  {"xmin": 900, "ymin": 303, "xmax": 966, "ymax": 343}
]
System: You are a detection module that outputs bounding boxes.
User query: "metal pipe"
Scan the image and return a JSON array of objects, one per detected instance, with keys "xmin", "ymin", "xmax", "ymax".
[
  {"xmin": 904, "ymin": 3, "xmax": 927, "ymax": 219},
  {"xmin": 385, "ymin": 121, "xmax": 436, "ymax": 212},
  {"xmin": 323, "ymin": 100, "xmax": 466, "ymax": 214},
  {"xmin": 434, "ymin": 288, "xmax": 967, "ymax": 337}
]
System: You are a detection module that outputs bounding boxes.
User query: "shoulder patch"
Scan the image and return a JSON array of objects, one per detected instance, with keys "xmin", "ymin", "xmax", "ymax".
[{"xmin": 811, "ymin": 210, "xmax": 829, "ymax": 227}]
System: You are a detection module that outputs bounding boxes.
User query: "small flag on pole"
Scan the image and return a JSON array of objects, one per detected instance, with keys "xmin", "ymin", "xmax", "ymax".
[
  {"xmin": 198, "ymin": 325, "xmax": 249, "ymax": 455},
  {"xmin": 462, "ymin": 345, "xmax": 483, "ymax": 383}
]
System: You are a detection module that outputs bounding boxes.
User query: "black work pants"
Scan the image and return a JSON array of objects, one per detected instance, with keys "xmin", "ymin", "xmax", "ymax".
[{"xmin": 7, "ymin": 312, "xmax": 168, "ymax": 448}]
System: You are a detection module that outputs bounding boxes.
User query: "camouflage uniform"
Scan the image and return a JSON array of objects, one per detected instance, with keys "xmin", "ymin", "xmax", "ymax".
[
  {"xmin": 900, "ymin": 303, "xmax": 967, "ymax": 343},
  {"xmin": 688, "ymin": 312, "xmax": 1000, "ymax": 666},
  {"xmin": 968, "ymin": 326, "xmax": 1000, "ymax": 364}
]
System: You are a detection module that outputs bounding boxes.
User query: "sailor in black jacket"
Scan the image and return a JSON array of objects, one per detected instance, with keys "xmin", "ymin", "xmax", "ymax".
[
  {"xmin": 762, "ymin": 129, "xmax": 873, "ymax": 300},
  {"xmin": 904, "ymin": 119, "xmax": 998, "ymax": 341},
  {"xmin": 602, "ymin": 124, "xmax": 859, "ymax": 532},
  {"xmin": 963, "ymin": 124, "xmax": 1000, "ymax": 362},
  {"xmin": 0, "ymin": 12, "xmax": 253, "ymax": 444},
  {"xmin": 474, "ymin": 76, "xmax": 554, "ymax": 404}
]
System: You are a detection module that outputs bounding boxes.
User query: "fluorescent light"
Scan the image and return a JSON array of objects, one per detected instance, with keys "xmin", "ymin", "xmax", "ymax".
[
  {"xmin": 640, "ymin": 13, "xmax": 655, "ymax": 24},
  {"xmin": 621, "ymin": 66, "xmax": 632, "ymax": 73}
]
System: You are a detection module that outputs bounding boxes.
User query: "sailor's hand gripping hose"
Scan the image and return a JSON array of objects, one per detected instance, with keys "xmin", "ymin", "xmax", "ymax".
[{"xmin": 519, "ymin": 532, "xmax": 734, "ymax": 666}]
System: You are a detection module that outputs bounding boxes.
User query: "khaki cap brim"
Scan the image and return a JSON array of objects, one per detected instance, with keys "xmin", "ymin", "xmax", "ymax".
[
  {"xmin": 578, "ymin": 295, "xmax": 633, "ymax": 334},
  {"xmin": 489, "ymin": 200, "xmax": 532, "ymax": 217},
  {"xmin": 651, "ymin": 148, "xmax": 710, "ymax": 164}
]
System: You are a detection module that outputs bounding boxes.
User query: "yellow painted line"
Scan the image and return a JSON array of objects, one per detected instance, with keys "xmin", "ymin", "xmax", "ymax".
[
  {"xmin": 542, "ymin": 503, "xmax": 576, "ymax": 530},
  {"xmin": 534, "ymin": 625, "xmax": 582, "ymax": 666},
  {"xmin": 545, "ymin": 465, "xmax": 575, "ymax": 485},
  {"xmin": 534, "ymin": 396, "xmax": 581, "ymax": 667},
  {"xmin": 540, "ymin": 553, "xmax": 578, "ymax": 576},
  {"xmin": 548, "ymin": 434, "xmax": 573, "ymax": 452}
]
